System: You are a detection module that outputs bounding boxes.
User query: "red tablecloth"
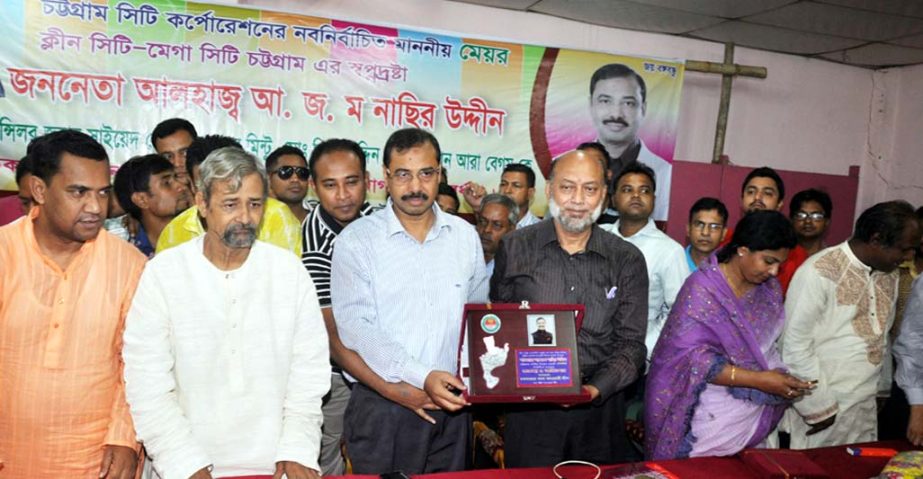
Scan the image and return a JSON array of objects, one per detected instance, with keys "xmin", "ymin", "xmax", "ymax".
[{"xmin": 323, "ymin": 440, "xmax": 920, "ymax": 479}]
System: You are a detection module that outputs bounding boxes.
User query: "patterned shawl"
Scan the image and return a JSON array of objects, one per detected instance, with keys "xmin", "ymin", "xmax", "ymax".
[{"xmin": 644, "ymin": 254, "xmax": 790, "ymax": 460}]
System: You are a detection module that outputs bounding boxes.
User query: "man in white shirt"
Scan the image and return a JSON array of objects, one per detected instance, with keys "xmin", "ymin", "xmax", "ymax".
[
  {"xmin": 332, "ymin": 128, "xmax": 489, "ymax": 474},
  {"xmin": 783, "ymin": 200, "xmax": 920, "ymax": 448},
  {"xmin": 602, "ymin": 162, "xmax": 689, "ymax": 359},
  {"xmin": 123, "ymin": 147, "xmax": 329, "ymax": 479}
]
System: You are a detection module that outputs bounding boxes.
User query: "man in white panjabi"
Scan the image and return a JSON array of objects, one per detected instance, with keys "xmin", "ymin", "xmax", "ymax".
[
  {"xmin": 782, "ymin": 201, "xmax": 920, "ymax": 449},
  {"xmin": 123, "ymin": 147, "xmax": 329, "ymax": 479}
]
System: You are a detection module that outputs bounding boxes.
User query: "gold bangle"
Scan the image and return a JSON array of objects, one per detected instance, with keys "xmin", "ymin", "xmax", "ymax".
[{"xmin": 731, "ymin": 365, "xmax": 737, "ymax": 384}]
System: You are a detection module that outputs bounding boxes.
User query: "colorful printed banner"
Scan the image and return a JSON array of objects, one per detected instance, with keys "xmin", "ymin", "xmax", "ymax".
[{"xmin": 0, "ymin": 0, "xmax": 684, "ymax": 216}]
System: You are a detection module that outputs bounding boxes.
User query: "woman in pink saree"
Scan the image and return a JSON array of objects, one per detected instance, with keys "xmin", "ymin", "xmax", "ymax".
[{"xmin": 645, "ymin": 210, "xmax": 814, "ymax": 460}]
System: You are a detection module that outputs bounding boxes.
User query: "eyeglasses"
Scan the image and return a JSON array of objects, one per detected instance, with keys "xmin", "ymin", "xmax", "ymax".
[
  {"xmin": 794, "ymin": 211, "xmax": 826, "ymax": 221},
  {"xmin": 271, "ymin": 166, "xmax": 309, "ymax": 181},
  {"xmin": 692, "ymin": 221, "xmax": 724, "ymax": 232},
  {"xmin": 387, "ymin": 167, "xmax": 438, "ymax": 184}
]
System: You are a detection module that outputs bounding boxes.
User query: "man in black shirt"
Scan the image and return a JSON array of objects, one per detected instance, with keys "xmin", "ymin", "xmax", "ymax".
[
  {"xmin": 531, "ymin": 317, "xmax": 554, "ymax": 345},
  {"xmin": 491, "ymin": 149, "xmax": 648, "ymax": 466}
]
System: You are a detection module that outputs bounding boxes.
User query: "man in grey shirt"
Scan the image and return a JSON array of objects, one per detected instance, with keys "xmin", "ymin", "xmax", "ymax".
[{"xmin": 491, "ymin": 149, "xmax": 648, "ymax": 466}]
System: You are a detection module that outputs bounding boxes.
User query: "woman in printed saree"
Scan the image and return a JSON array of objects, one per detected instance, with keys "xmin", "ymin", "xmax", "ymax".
[{"xmin": 645, "ymin": 210, "xmax": 813, "ymax": 460}]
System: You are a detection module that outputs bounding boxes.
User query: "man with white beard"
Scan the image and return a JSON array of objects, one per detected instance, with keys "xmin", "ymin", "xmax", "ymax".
[{"xmin": 490, "ymin": 149, "xmax": 649, "ymax": 466}]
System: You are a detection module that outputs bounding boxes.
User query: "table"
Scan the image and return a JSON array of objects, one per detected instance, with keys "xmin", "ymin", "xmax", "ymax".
[{"xmin": 324, "ymin": 440, "xmax": 921, "ymax": 479}]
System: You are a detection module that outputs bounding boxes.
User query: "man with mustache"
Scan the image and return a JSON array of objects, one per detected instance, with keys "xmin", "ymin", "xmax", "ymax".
[
  {"xmin": 267, "ymin": 145, "xmax": 311, "ymax": 224},
  {"xmin": 602, "ymin": 162, "xmax": 689, "ymax": 363},
  {"xmin": 113, "ymin": 154, "xmax": 191, "ymax": 258},
  {"xmin": 301, "ymin": 138, "xmax": 428, "ymax": 476},
  {"xmin": 331, "ymin": 128, "xmax": 488, "ymax": 474},
  {"xmin": 156, "ymin": 135, "xmax": 303, "ymax": 256},
  {"xmin": 782, "ymin": 201, "xmax": 921, "ymax": 449},
  {"xmin": 741, "ymin": 166, "xmax": 785, "ymax": 214},
  {"xmin": 0, "ymin": 130, "xmax": 146, "ymax": 477},
  {"xmin": 589, "ymin": 63, "xmax": 671, "ymax": 221},
  {"xmin": 123, "ymin": 147, "xmax": 329, "ymax": 479},
  {"xmin": 491, "ymin": 149, "xmax": 648, "ymax": 466}
]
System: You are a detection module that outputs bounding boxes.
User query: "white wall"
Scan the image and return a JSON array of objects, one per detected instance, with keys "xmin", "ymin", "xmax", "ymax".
[
  {"xmin": 241, "ymin": 0, "xmax": 916, "ymax": 212},
  {"xmin": 866, "ymin": 64, "xmax": 923, "ymax": 209}
]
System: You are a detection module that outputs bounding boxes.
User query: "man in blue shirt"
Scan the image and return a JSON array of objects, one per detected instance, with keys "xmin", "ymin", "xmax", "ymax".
[
  {"xmin": 331, "ymin": 128, "xmax": 489, "ymax": 474},
  {"xmin": 685, "ymin": 197, "xmax": 728, "ymax": 272}
]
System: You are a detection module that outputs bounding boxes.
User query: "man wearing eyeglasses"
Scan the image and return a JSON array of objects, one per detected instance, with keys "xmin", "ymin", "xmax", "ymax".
[
  {"xmin": 685, "ymin": 197, "xmax": 729, "ymax": 272},
  {"xmin": 777, "ymin": 189, "xmax": 832, "ymax": 293},
  {"xmin": 266, "ymin": 145, "xmax": 311, "ymax": 223},
  {"xmin": 331, "ymin": 128, "xmax": 489, "ymax": 474},
  {"xmin": 301, "ymin": 138, "xmax": 427, "ymax": 476}
]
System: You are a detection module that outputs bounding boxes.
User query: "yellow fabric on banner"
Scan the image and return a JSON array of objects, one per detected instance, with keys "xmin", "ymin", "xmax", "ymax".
[{"xmin": 155, "ymin": 197, "xmax": 302, "ymax": 256}]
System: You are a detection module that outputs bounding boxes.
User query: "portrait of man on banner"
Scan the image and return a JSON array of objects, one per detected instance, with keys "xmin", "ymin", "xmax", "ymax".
[{"xmin": 541, "ymin": 51, "xmax": 684, "ymax": 221}]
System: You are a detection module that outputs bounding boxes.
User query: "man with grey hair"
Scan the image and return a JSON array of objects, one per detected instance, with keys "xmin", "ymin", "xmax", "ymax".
[
  {"xmin": 123, "ymin": 147, "xmax": 330, "ymax": 479},
  {"xmin": 476, "ymin": 193, "xmax": 518, "ymax": 277},
  {"xmin": 490, "ymin": 149, "xmax": 648, "ymax": 466}
]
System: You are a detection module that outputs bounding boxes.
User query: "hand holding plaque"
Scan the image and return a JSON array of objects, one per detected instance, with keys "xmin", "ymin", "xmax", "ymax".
[
  {"xmin": 424, "ymin": 370, "xmax": 469, "ymax": 411},
  {"xmin": 458, "ymin": 303, "xmax": 591, "ymax": 404}
]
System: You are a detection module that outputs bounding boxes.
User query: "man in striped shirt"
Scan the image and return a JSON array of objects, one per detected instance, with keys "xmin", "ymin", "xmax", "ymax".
[
  {"xmin": 303, "ymin": 138, "xmax": 440, "ymax": 475},
  {"xmin": 332, "ymin": 129, "xmax": 489, "ymax": 474}
]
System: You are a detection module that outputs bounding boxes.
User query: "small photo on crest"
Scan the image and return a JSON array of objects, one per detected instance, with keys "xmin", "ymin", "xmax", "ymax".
[{"xmin": 526, "ymin": 314, "xmax": 556, "ymax": 347}]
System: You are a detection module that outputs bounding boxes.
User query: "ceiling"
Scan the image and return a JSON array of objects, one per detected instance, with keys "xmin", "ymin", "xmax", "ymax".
[{"xmin": 451, "ymin": 0, "xmax": 923, "ymax": 68}]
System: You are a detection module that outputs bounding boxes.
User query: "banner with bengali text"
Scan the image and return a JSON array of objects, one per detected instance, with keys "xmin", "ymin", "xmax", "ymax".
[{"xmin": 0, "ymin": 0, "xmax": 685, "ymax": 216}]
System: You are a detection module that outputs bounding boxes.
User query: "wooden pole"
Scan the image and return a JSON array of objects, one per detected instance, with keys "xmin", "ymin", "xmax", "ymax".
[
  {"xmin": 713, "ymin": 43, "xmax": 734, "ymax": 164},
  {"xmin": 684, "ymin": 43, "xmax": 768, "ymax": 164}
]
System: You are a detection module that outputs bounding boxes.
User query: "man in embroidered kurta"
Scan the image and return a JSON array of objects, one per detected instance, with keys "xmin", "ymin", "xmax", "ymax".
[
  {"xmin": 0, "ymin": 130, "xmax": 146, "ymax": 477},
  {"xmin": 783, "ymin": 201, "xmax": 921, "ymax": 448},
  {"xmin": 123, "ymin": 147, "xmax": 329, "ymax": 478}
]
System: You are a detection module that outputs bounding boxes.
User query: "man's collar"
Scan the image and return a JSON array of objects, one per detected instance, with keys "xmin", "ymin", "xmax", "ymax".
[
  {"xmin": 843, "ymin": 241, "xmax": 872, "ymax": 273},
  {"xmin": 537, "ymin": 218, "xmax": 609, "ymax": 258},
  {"xmin": 384, "ymin": 199, "xmax": 450, "ymax": 239},
  {"xmin": 612, "ymin": 217, "xmax": 657, "ymax": 239},
  {"xmin": 181, "ymin": 205, "xmax": 205, "ymax": 235},
  {"xmin": 25, "ymin": 206, "xmax": 97, "ymax": 271},
  {"xmin": 318, "ymin": 202, "xmax": 373, "ymax": 234},
  {"xmin": 319, "ymin": 205, "xmax": 345, "ymax": 235},
  {"xmin": 595, "ymin": 138, "xmax": 643, "ymax": 163},
  {"xmin": 615, "ymin": 139, "xmax": 643, "ymax": 162}
]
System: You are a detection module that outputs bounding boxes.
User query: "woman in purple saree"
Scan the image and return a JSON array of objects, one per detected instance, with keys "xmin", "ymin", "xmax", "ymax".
[{"xmin": 645, "ymin": 211, "xmax": 813, "ymax": 460}]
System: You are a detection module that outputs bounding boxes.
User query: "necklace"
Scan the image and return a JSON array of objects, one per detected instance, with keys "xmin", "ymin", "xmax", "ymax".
[{"xmin": 720, "ymin": 262, "xmax": 751, "ymax": 298}]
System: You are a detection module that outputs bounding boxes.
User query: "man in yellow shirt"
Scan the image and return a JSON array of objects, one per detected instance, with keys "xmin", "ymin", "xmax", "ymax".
[{"xmin": 156, "ymin": 135, "xmax": 302, "ymax": 255}]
